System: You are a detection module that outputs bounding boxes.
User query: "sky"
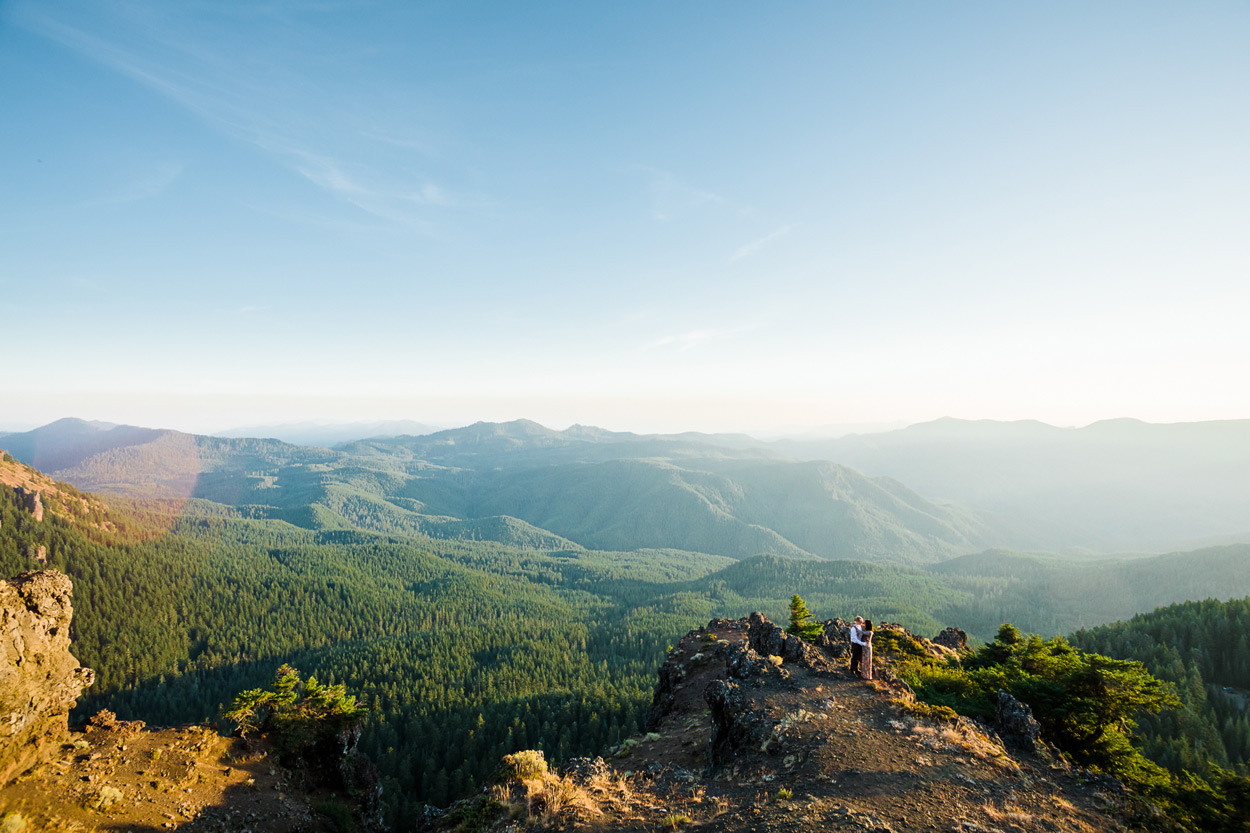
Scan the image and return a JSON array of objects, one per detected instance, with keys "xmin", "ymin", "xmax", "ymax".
[{"xmin": 2, "ymin": 1, "xmax": 1249, "ymax": 436}]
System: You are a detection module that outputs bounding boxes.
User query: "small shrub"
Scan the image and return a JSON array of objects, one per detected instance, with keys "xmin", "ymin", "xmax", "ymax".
[
  {"xmin": 88, "ymin": 786, "xmax": 124, "ymax": 812},
  {"xmin": 444, "ymin": 795, "xmax": 502, "ymax": 833},
  {"xmin": 499, "ymin": 749, "xmax": 548, "ymax": 781},
  {"xmin": 900, "ymin": 700, "xmax": 958, "ymax": 722},
  {"xmin": 1, "ymin": 812, "xmax": 28, "ymax": 832},
  {"xmin": 872, "ymin": 628, "xmax": 938, "ymax": 662},
  {"xmin": 776, "ymin": 787, "xmax": 793, "ymax": 800},
  {"xmin": 663, "ymin": 812, "xmax": 692, "ymax": 829}
]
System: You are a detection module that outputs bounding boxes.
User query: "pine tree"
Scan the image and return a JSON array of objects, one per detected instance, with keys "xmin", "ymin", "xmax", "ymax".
[{"xmin": 787, "ymin": 594, "xmax": 821, "ymax": 640}]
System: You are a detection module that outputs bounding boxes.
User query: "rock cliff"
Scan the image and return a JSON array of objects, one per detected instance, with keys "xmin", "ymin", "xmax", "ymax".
[{"xmin": 0, "ymin": 570, "xmax": 94, "ymax": 785}]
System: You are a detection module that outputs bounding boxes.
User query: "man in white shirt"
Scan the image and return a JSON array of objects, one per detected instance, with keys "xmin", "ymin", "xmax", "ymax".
[{"xmin": 849, "ymin": 616, "xmax": 866, "ymax": 677}]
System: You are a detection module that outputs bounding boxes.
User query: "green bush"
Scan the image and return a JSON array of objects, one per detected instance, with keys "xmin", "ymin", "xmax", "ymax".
[
  {"xmin": 444, "ymin": 795, "xmax": 503, "ymax": 833},
  {"xmin": 223, "ymin": 664, "xmax": 365, "ymax": 765},
  {"xmin": 895, "ymin": 624, "xmax": 1250, "ymax": 831},
  {"xmin": 498, "ymin": 749, "xmax": 548, "ymax": 781}
]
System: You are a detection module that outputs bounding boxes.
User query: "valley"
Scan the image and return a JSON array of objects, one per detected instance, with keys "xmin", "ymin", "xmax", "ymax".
[{"xmin": 2, "ymin": 417, "xmax": 1249, "ymax": 829}]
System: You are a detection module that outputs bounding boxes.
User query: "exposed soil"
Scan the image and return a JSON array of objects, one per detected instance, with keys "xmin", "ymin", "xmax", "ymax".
[{"xmin": 0, "ymin": 714, "xmax": 341, "ymax": 832}]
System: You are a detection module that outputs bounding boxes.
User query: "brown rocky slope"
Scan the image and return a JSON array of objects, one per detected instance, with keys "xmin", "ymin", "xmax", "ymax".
[
  {"xmin": 424, "ymin": 614, "xmax": 1141, "ymax": 833},
  {"xmin": 0, "ymin": 570, "xmax": 378, "ymax": 832}
]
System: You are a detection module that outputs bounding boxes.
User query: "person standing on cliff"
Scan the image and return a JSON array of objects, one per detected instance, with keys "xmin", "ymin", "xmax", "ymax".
[
  {"xmin": 860, "ymin": 619, "xmax": 875, "ymax": 680},
  {"xmin": 849, "ymin": 616, "xmax": 866, "ymax": 677}
]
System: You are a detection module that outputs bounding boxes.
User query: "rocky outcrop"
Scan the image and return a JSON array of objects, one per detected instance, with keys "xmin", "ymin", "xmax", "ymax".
[
  {"xmin": 814, "ymin": 617, "xmax": 853, "ymax": 658},
  {"xmin": 994, "ymin": 689, "xmax": 1042, "ymax": 746},
  {"xmin": 0, "ymin": 570, "xmax": 94, "ymax": 785},
  {"xmin": 747, "ymin": 611, "xmax": 818, "ymax": 666},
  {"xmin": 15, "ymin": 487, "xmax": 44, "ymax": 522},
  {"xmin": 721, "ymin": 642, "xmax": 773, "ymax": 680},
  {"xmin": 933, "ymin": 627, "xmax": 969, "ymax": 653}
]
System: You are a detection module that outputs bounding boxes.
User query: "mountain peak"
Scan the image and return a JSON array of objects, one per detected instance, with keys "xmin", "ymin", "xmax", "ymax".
[{"xmin": 426, "ymin": 614, "xmax": 1128, "ymax": 832}]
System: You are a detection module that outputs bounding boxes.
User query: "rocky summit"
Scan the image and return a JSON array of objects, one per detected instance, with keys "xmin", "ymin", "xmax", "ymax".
[{"xmin": 425, "ymin": 614, "xmax": 1138, "ymax": 833}]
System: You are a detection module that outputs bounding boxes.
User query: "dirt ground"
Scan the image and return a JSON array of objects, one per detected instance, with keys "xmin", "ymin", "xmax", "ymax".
[{"xmin": 0, "ymin": 714, "xmax": 341, "ymax": 832}]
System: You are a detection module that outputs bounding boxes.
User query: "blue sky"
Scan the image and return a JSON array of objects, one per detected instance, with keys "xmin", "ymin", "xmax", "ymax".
[{"xmin": 3, "ymin": 1, "xmax": 1249, "ymax": 435}]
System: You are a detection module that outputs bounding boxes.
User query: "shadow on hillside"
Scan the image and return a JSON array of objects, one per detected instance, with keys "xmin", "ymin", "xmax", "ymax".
[{"xmin": 74, "ymin": 652, "xmax": 332, "ymax": 729}]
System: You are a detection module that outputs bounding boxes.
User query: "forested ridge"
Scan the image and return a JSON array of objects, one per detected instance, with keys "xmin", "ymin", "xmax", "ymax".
[
  {"xmin": 0, "ymin": 483, "xmax": 717, "ymax": 823},
  {"xmin": 3, "ymin": 460, "xmax": 1250, "ymax": 829},
  {"xmin": 1072, "ymin": 597, "xmax": 1250, "ymax": 777}
]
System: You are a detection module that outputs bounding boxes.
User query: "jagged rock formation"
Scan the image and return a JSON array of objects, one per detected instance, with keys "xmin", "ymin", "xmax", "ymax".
[
  {"xmin": 932, "ymin": 626, "xmax": 969, "ymax": 653},
  {"xmin": 746, "ymin": 610, "xmax": 821, "ymax": 666},
  {"xmin": 994, "ymin": 689, "xmax": 1043, "ymax": 746},
  {"xmin": 0, "ymin": 570, "xmax": 94, "ymax": 785},
  {"xmin": 813, "ymin": 616, "xmax": 854, "ymax": 658},
  {"xmin": 15, "ymin": 486, "xmax": 44, "ymax": 522}
]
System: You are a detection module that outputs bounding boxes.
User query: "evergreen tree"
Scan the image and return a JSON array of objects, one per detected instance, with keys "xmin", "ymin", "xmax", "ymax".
[{"xmin": 787, "ymin": 594, "xmax": 821, "ymax": 640}]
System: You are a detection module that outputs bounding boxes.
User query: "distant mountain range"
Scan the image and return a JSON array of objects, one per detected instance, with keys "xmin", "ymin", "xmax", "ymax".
[
  {"xmin": 0, "ymin": 418, "xmax": 997, "ymax": 563},
  {"xmin": 212, "ymin": 419, "xmax": 444, "ymax": 447},
  {"xmin": 4, "ymin": 415, "xmax": 1249, "ymax": 560},
  {"xmin": 773, "ymin": 417, "xmax": 1250, "ymax": 551}
]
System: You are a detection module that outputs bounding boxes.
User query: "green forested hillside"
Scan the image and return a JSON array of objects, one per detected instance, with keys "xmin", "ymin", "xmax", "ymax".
[
  {"xmin": 5, "ymin": 418, "xmax": 1007, "ymax": 564},
  {"xmin": 1072, "ymin": 598, "xmax": 1250, "ymax": 777},
  {"xmin": 1, "ymin": 481, "xmax": 727, "ymax": 824},
  {"xmin": 931, "ymin": 546, "xmax": 1250, "ymax": 636},
  {"xmin": 5, "ymin": 458, "xmax": 1250, "ymax": 830}
]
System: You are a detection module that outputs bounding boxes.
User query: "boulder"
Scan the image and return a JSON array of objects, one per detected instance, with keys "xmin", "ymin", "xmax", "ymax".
[
  {"xmin": 704, "ymin": 679, "xmax": 755, "ymax": 767},
  {"xmin": 0, "ymin": 570, "xmax": 94, "ymax": 785},
  {"xmin": 721, "ymin": 642, "xmax": 771, "ymax": 680},
  {"xmin": 747, "ymin": 612, "xmax": 816, "ymax": 666},
  {"xmin": 994, "ymin": 689, "xmax": 1042, "ymax": 744},
  {"xmin": 933, "ymin": 627, "xmax": 969, "ymax": 653},
  {"xmin": 814, "ymin": 618, "xmax": 852, "ymax": 658},
  {"xmin": 646, "ymin": 658, "xmax": 687, "ymax": 729}
]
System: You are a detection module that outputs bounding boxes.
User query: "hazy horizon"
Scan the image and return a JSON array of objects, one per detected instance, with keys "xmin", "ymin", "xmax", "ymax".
[
  {"xmin": 4, "ymin": 412, "xmax": 1245, "ymax": 444},
  {"xmin": 5, "ymin": 2, "xmax": 1249, "ymax": 435}
]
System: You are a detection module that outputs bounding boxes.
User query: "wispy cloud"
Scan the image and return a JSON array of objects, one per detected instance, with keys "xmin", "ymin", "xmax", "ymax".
[
  {"xmin": 12, "ymin": 3, "xmax": 473, "ymax": 232},
  {"xmin": 289, "ymin": 151, "xmax": 483, "ymax": 233},
  {"xmin": 108, "ymin": 162, "xmax": 185, "ymax": 203},
  {"xmin": 640, "ymin": 167, "xmax": 729, "ymax": 222},
  {"xmin": 729, "ymin": 224, "xmax": 793, "ymax": 262},
  {"xmin": 644, "ymin": 323, "xmax": 762, "ymax": 351}
]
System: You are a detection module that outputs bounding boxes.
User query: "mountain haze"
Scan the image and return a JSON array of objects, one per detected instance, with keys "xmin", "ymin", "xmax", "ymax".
[
  {"xmin": 214, "ymin": 419, "xmax": 443, "ymax": 447},
  {"xmin": 773, "ymin": 417, "xmax": 1250, "ymax": 551},
  {"xmin": 5, "ymin": 418, "xmax": 1004, "ymax": 564}
]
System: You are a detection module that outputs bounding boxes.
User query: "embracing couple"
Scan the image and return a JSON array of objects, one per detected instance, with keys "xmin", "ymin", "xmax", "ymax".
[{"xmin": 849, "ymin": 616, "xmax": 874, "ymax": 680}]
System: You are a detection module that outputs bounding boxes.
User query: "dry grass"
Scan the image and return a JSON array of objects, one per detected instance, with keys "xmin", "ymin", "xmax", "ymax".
[
  {"xmin": 982, "ymin": 800, "xmax": 1034, "ymax": 824},
  {"xmin": 491, "ymin": 753, "xmax": 656, "ymax": 828}
]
